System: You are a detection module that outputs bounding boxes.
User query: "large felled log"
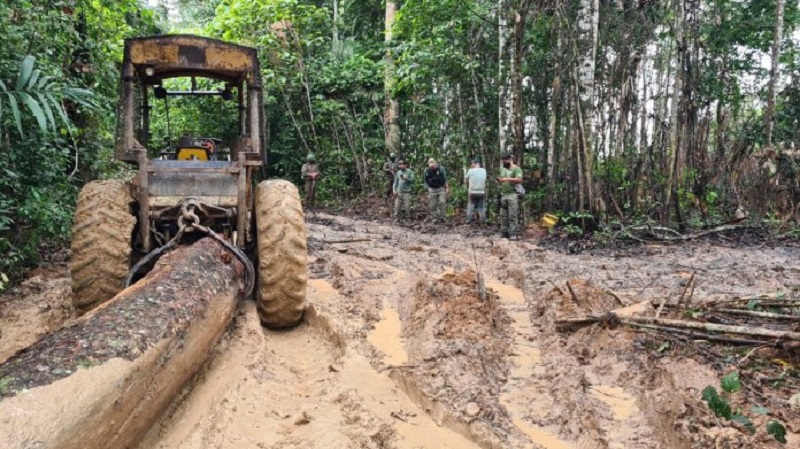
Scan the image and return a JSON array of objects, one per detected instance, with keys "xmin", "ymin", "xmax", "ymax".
[{"xmin": 0, "ymin": 237, "xmax": 244, "ymax": 449}]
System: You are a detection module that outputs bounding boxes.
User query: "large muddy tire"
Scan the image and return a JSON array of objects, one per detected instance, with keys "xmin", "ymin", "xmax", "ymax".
[
  {"xmin": 255, "ymin": 179, "xmax": 307, "ymax": 328},
  {"xmin": 70, "ymin": 179, "xmax": 135, "ymax": 314}
]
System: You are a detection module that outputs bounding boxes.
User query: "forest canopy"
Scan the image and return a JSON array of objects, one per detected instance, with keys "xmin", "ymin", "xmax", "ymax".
[{"xmin": 1, "ymin": 0, "xmax": 799, "ymax": 283}]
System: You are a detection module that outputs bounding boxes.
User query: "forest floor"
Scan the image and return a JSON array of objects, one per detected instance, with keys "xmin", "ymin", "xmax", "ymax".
[{"xmin": 1, "ymin": 209, "xmax": 799, "ymax": 448}]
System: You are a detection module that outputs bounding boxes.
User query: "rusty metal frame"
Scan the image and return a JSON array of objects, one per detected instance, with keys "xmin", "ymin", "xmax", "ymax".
[{"xmin": 120, "ymin": 35, "xmax": 265, "ymax": 253}]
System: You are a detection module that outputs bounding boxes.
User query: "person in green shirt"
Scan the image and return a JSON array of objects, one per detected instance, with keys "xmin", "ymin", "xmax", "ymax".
[
  {"xmin": 496, "ymin": 153, "xmax": 523, "ymax": 238},
  {"xmin": 393, "ymin": 158, "xmax": 415, "ymax": 223}
]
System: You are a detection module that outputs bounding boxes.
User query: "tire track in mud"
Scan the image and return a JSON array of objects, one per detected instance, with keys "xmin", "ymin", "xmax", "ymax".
[
  {"xmin": 139, "ymin": 278, "xmax": 477, "ymax": 449},
  {"xmin": 304, "ymin": 216, "xmax": 733, "ymax": 449},
  {"xmin": 491, "ymin": 278, "xmax": 681, "ymax": 449}
]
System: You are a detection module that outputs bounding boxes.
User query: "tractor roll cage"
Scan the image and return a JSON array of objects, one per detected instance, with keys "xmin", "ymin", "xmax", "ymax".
[{"xmin": 116, "ymin": 35, "xmax": 264, "ymax": 162}]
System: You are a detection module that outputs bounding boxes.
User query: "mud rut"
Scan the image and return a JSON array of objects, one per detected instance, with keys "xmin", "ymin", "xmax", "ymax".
[{"xmin": 1, "ymin": 213, "xmax": 799, "ymax": 448}]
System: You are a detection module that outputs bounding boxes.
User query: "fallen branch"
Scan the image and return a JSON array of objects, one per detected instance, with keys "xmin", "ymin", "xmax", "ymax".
[
  {"xmin": 714, "ymin": 308, "xmax": 800, "ymax": 321},
  {"xmin": 629, "ymin": 323, "xmax": 773, "ymax": 346},
  {"xmin": 711, "ymin": 294, "xmax": 799, "ymax": 305},
  {"xmin": 322, "ymin": 238, "xmax": 372, "ymax": 244},
  {"xmin": 604, "ymin": 288, "xmax": 625, "ymax": 306},
  {"xmin": 677, "ymin": 272, "xmax": 696, "ymax": 308},
  {"xmin": 547, "ymin": 280, "xmax": 564, "ymax": 295},
  {"xmin": 625, "ymin": 316, "xmax": 800, "ymax": 341},
  {"xmin": 557, "ymin": 314, "xmax": 800, "ymax": 341},
  {"xmin": 628, "ymin": 224, "xmax": 748, "ymax": 242},
  {"xmin": 555, "ymin": 317, "xmax": 600, "ymax": 330},
  {"xmin": 566, "ymin": 281, "xmax": 579, "ymax": 304}
]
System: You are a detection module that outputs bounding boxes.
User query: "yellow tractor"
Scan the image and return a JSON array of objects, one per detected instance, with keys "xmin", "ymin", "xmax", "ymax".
[{"xmin": 69, "ymin": 35, "xmax": 307, "ymax": 329}]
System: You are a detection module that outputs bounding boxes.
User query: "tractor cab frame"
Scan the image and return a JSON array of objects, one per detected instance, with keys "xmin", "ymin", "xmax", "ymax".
[{"xmin": 116, "ymin": 35, "xmax": 265, "ymax": 253}]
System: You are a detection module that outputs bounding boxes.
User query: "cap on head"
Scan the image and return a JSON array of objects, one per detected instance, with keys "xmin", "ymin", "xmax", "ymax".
[
  {"xmin": 470, "ymin": 157, "xmax": 481, "ymax": 164},
  {"xmin": 389, "ymin": 152, "xmax": 397, "ymax": 158},
  {"xmin": 306, "ymin": 153, "xmax": 316, "ymax": 161},
  {"xmin": 500, "ymin": 153, "xmax": 513, "ymax": 161}
]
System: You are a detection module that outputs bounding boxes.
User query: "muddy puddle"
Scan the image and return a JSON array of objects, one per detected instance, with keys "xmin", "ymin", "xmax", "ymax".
[
  {"xmin": 1, "ymin": 212, "xmax": 799, "ymax": 448},
  {"xmin": 368, "ymin": 299, "xmax": 408, "ymax": 366}
]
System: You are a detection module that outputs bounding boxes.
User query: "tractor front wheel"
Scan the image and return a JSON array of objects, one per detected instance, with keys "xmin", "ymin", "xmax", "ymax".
[{"xmin": 254, "ymin": 180, "xmax": 308, "ymax": 328}]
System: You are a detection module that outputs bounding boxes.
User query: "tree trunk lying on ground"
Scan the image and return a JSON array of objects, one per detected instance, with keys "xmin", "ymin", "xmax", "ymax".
[{"xmin": 0, "ymin": 238, "xmax": 244, "ymax": 449}]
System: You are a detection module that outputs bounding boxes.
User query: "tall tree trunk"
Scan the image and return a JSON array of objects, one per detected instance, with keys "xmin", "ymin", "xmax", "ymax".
[
  {"xmin": 765, "ymin": 0, "xmax": 785, "ymax": 149},
  {"xmin": 511, "ymin": 5, "xmax": 530, "ymax": 164},
  {"xmin": 664, "ymin": 0, "xmax": 684, "ymax": 224},
  {"xmin": 332, "ymin": 0, "xmax": 340, "ymax": 52},
  {"xmin": 498, "ymin": 1, "xmax": 511, "ymax": 154},
  {"xmin": 576, "ymin": 0, "xmax": 599, "ymax": 211},
  {"xmin": 547, "ymin": 30, "xmax": 562, "ymax": 211},
  {"xmin": 384, "ymin": 1, "xmax": 400, "ymax": 156}
]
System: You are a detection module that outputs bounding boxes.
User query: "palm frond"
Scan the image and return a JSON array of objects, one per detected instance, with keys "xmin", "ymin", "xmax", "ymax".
[{"xmin": 0, "ymin": 55, "xmax": 97, "ymax": 137}]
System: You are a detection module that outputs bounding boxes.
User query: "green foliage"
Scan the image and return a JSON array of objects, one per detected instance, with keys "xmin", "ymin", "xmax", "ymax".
[
  {"xmin": 767, "ymin": 420, "xmax": 787, "ymax": 444},
  {"xmin": 0, "ymin": 0, "xmax": 158, "ymax": 282},
  {"xmin": 557, "ymin": 210, "xmax": 594, "ymax": 236},
  {"xmin": 0, "ymin": 55, "xmax": 97, "ymax": 136},
  {"xmin": 701, "ymin": 373, "xmax": 791, "ymax": 440},
  {"xmin": 730, "ymin": 413, "xmax": 755, "ymax": 433},
  {"xmin": 702, "ymin": 385, "xmax": 733, "ymax": 419},
  {"xmin": 721, "ymin": 371, "xmax": 742, "ymax": 393}
]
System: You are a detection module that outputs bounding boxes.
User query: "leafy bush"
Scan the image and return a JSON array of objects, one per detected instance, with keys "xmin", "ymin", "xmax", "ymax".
[{"xmin": 701, "ymin": 371, "xmax": 787, "ymax": 443}]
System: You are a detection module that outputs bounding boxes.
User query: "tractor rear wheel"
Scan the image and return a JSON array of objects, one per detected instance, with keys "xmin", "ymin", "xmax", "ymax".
[
  {"xmin": 70, "ymin": 179, "xmax": 135, "ymax": 314},
  {"xmin": 254, "ymin": 180, "xmax": 307, "ymax": 328}
]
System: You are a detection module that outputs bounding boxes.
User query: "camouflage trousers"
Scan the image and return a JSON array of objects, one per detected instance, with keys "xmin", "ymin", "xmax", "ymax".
[
  {"xmin": 500, "ymin": 193, "xmax": 519, "ymax": 235},
  {"xmin": 304, "ymin": 179, "xmax": 316, "ymax": 208},
  {"xmin": 393, "ymin": 192, "xmax": 412, "ymax": 222},
  {"xmin": 428, "ymin": 187, "xmax": 446, "ymax": 220}
]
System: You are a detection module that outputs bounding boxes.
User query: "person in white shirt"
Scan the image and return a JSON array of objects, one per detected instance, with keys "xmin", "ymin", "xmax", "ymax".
[{"xmin": 464, "ymin": 157, "xmax": 487, "ymax": 225}]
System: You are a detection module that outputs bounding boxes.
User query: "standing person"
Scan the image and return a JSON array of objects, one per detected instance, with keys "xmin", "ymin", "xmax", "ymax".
[
  {"xmin": 423, "ymin": 158, "xmax": 449, "ymax": 222},
  {"xmin": 497, "ymin": 153, "xmax": 523, "ymax": 239},
  {"xmin": 464, "ymin": 157, "xmax": 487, "ymax": 225},
  {"xmin": 393, "ymin": 158, "xmax": 415, "ymax": 224},
  {"xmin": 383, "ymin": 153, "xmax": 398, "ymax": 199},
  {"xmin": 301, "ymin": 153, "xmax": 320, "ymax": 208}
]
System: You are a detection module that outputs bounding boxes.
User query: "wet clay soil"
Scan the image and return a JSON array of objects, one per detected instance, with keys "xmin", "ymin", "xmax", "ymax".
[{"xmin": 1, "ymin": 213, "xmax": 799, "ymax": 448}]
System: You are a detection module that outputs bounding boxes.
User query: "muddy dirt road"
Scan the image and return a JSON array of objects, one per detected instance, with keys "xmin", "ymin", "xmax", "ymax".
[{"xmin": 1, "ymin": 214, "xmax": 799, "ymax": 448}]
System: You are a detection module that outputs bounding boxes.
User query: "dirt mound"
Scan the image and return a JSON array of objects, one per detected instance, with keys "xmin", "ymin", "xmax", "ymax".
[
  {"xmin": 0, "ymin": 267, "xmax": 72, "ymax": 364},
  {"xmin": 413, "ymin": 271, "xmax": 505, "ymax": 341},
  {"xmin": 393, "ymin": 270, "xmax": 520, "ymax": 447}
]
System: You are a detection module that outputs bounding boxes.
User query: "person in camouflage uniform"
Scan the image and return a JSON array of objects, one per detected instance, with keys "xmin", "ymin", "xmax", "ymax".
[
  {"xmin": 393, "ymin": 158, "xmax": 415, "ymax": 223},
  {"xmin": 301, "ymin": 153, "xmax": 320, "ymax": 207},
  {"xmin": 497, "ymin": 153, "xmax": 523, "ymax": 238}
]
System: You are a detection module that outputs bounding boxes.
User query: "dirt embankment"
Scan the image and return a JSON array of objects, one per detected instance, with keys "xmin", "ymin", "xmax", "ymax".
[{"xmin": 0, "ymin": 212, "xmax": 798, "ymax": 448}]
